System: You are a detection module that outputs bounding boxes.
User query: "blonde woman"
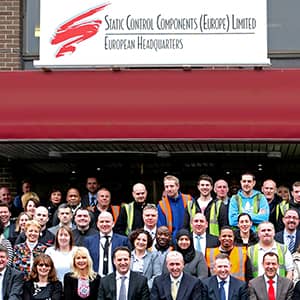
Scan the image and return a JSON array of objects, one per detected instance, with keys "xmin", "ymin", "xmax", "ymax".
[{"xmin": 64, "ymin": 247, "xmax": 100, "ymax": 300}]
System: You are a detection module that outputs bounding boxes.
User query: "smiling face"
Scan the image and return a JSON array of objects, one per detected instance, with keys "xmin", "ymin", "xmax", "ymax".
[
  {"xmin": 191, "ymin": 213, "xmax": 208, "ymax": 235},
  {"xmin": 164, "ymin": 179, "xmax": 179, "ymax": 198},
  {"xmin": 177, "ymin": 235, "xmax": 190, "ymax": 250},
  {"xmin": 143, "ymin": 207, "xmax": 158, "ymax": 229},
  {"xmin": 50, "ymin": 191, "xmax": 62, "ymax": 205},
  {"xmin": 263, "ymin": 254, "xmax": 279, "ymax": 279},
  {"xmin": 134, "ymin": 233, "xmax": 148, "ymax": 252},
  {"xmin": 97, "ymin": 212, "xmax": 114, "ymax": 234},
  {"xmin": 132, "ymin": 183, "xmax": 147, "ymax": 203},
  {"xmin": 113, "ymin": 249, "xmax": 130, "ymax": 275},
  {"xmin": 166, "ymin": 253, "xmax": 184, "ymax": 279},
  {"xmin": 57, "ymin": 228, "xmax": 71, "ymax": 249},
  {"xmin": 25, "ymin": 224, "xmax": 40, "ymax": 242},
  {"xmin": 283, "ymin": 210, "xmax": 300, "ymax": 232},
  {"xmin": 0, "ymin": 250, "xmax": 8, "ymax": 272},
  {"xmin": 238, "ymin": 214, "xmax": 252, "ymax": 234},
  {"xmin": 219, "ymin": 228, "xmax": 234, "ymax": 250},
  {"xmin": 240, "ymin": 174, "xmax": 256, "ymax": 196},
  {"xmin": 214, "ymin": 180, "xmax": 229, "ymax": 200},
  {"xmin": 25, "ymin": 200, "xmax": 37, "ymax": 218},
  {"xmin": 156, "ymin": 226, "xmax": 171, "ymax": 248},
  {"xmin": 197, "ymin": 180, "xmax": 213, "ymax": 197},
  {"xmin": 214, "ymin": 257, "xmax": 231, "ymax": 280}
]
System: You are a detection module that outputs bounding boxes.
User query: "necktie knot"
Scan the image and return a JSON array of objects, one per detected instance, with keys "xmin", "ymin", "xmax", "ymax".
[
  {"xmin": 220, "ymin": 280, "xmax": 226, "ymax": 287},
  {"xmin": 268, "ymin": 279, "xmax": 274, "ymax": 284}
]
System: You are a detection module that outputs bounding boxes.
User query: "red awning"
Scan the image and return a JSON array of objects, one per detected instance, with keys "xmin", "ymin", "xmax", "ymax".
[{"xmin": 1, "ymin": 69, "xmax": 300, "ymax": 141}]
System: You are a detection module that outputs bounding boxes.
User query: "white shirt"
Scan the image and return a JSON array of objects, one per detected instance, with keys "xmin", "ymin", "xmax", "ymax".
[
  {"xmin": 217, "ymin": 276, "xmax": 230, "ymax": 300},
  {"xmin": 144, "ymin": 226, "xmax": 157, "ymax": 247},
  {"xmin": 284, "ymin": 229, "xmax": 296, "ymax": 246},
  {"xmin": 98, "ymin": 232, "xmax": 113, "ymax": 276},
  {"xmin": 116, "ymin": 271, "xmax": 130, "ymax": 300},
  {"xmin": 257, "ymin": 242, "xmax": 294, "ymax": 276}
]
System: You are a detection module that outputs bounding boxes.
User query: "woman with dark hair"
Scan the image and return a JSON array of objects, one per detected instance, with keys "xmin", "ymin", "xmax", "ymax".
[
  {"xmin": 46, "ymin": 187, "xmax": 63, "ymax": 227},
  {"xmin": 64, "ymin": 247, "xmax": 100, "ymax": 300},
  {"xmin": 129, "ymin": 228, "xmax": 161, "ymax": 288},
  {"xmin": 0, "ymin": 219, "xmax": 13, "ymax": 264},
  {"xmin": 23, "ymin": 253, "xmax": 63, "ymax": 300},
  {"xmin": 46, "ymin": 226, "xmax": 78, "ymax": 283},
  {"xmin": 234, "ymin": 213, "xmax": 259, "ymax": 247},
  {"xmin": 173, "ymin": 228, "xmax": 208, "ymax": 279}
]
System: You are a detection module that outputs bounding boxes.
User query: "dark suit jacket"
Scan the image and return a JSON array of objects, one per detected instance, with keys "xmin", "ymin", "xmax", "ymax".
[
  {"xmin": 206, "ymin": 233, "xmax": 221, "ymax": 248},
  {"xmin": 98, "ymin": 271, "xmax": 150, "ymax": 300},
  {"xmin": 3, "ymin": 266, "xmax": 24, "ymax": 300},
  {"xmin": 249, "ymin": 275, "xmax": 294, "ymax": 300},
  {"xmin": 275, "ymin": 230, "xmax": 300, "ymax": 253},
  {"xmin": 84, "ymin": 233, "xmax": 129, "ymax": 272},
  {"xmin": 64, "ymin": 272, "xmax": 101, "ymax": 300},
  {"xmin": 202, "ymin": 275, "xmax": 249, "ymax": 300},
  {"xmin": 150, "ymin": 272, "xmax": 207, "ymax": 300}
]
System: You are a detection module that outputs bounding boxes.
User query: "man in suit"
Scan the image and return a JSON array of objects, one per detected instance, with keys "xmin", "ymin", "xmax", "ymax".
[
  {"xmin": 203, "ymin": 253, "xmax": 248, "ymax": 300},
  {"xmin": 81, "ymin": 176, "xmax": 100, "ymax": 210},
  {"xmin": 98, "ymin": 246, "xmax": 150, "ymax": 300},
  {"xmin": 84, "ymin": 211, "xmax": 129, "ymax": 275},
  {"xmin": 191, "ymin": 212, "xmax": 220, "ymax": 256},
  {"xmin": 0, "ymin": 244, "xmax": 24, "ymax": 299},
  {"xmin": 249, "ymin": 252, "xmax": 294, "ymax": 300},
  {"xmin": 150, "ymin": 251, "xmax": 206, "ymax": 300},
  {"xmin": 275, "ymin": 209, "xmax": 300, "ymax": 254}
]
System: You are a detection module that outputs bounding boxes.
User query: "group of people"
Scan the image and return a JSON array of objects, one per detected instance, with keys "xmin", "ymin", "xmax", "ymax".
[{"xmin": 0, "ymin": 173, "xmax": 300, "ymax": 299}]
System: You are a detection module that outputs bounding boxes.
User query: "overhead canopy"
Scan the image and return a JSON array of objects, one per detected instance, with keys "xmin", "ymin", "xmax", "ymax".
[{"xmin": 1, "ymin": 69, "xmax": 300, "ymax": 141}]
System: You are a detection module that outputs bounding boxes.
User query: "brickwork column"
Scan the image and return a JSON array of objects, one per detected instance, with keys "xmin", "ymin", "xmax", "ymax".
[
  {"xmin": 0, "ymin": 165, "xmax": 17, "ymax": 195},
  {"xmin": 0, "ymin": 0, "xmax": 22, "ymax": 70}
]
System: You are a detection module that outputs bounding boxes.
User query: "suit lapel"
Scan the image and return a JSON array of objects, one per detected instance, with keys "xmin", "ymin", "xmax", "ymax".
[
  {"xmin": 276, "ymin": 276, "xmax": 283, "ymax": 299},
  {"xmin": 162, "ymin": 275, "xmax": 173, "ymax": 300},
  {"xmin": 258, "ymin": 276, "xmax": 269, "ymax": 299},
  {"xmin": 128, "ymin": 272, "xmax": 135, "ymax": 300},
  {"xmin": 2, "ymin": 267, "xmax": 9, "ymax": 297},
  {"xmin": 143, "ymin": 252, "xmax": 151, "ymax": 275},
  {"xmin": 212, "ymin": 276, "xmax": 221, "ymax": 300},
  {"xmin": 176, "ymin": 274, "xmax": 188, "ymax": 300},
  {"xmin": 228, "ymin": 276, "xmax": 235, "ymax": 300}
]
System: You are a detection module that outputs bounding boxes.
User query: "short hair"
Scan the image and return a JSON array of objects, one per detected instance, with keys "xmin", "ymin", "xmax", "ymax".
[
  {"xmin": 129, "ymin": 228, "xmax": 153, "ymax": 249},
  {"xmin": 112, "ymin": 246, "xmax": 131, "ymax": 259},
  {"xmin": 164, "ymin": 175, "xmax": 179, "ymax": 185},
  {"xmin": 191, "ymin": 212, "xmax": 207, "ymax": 223},
  {"xmin": 238, "ymin": 213, "xmax": 252, "ymax": 223},
  {"xmin": 292, "ymin": 181, "xmax": 300, "ymax": 189},
  {"xmin": 0, "ymin": 203, "xmax": 10, "ymax": 211},
  {"xmin": 166, "ymin": 250, "xmax": 184, "ymax": 263},
  {"xmin": 74, "ymin": 207, "xmax": 90, "ymax": 218},
  {"xmin": 262, "ymin": 252, "xmax": 279, "ymax": 263},
  {"xmin": 25, "ymin": 219, "xmax": 41, "ymax": 232},
  {"xmin": 28, "ymin": 254, "xmax": 58, "ymax": 282},
  {"xmin": 197, "ymin": 174, "xmax": 213, "ymax": 186},
  {"xmin": 214, "ymin": 253, "xmax": 230, "ymax": 262},
  {"xmin": 258, "ymin": 221, "xmax": 274, "ymax": 232},
  {"xmin": 284, "ymin": 208, "xmax": 300, "ymax": 219},
  {"xmin": 220, "ymin": 226, "xmax": 234, "ymax": 235},
  {"xmin": 241, "ymin": 172, "xmax": 256, "ymax": 180},
  {"xmin": 57, "ymin": 203, "xmax": 72, "ymax": 213},
  {"xmin": 54, "ymin": 226, "xmax": 74, "ymax": 251},
  {"xmin": 143, "ymin": 203, "xmax": 158, "ymax": 212}
]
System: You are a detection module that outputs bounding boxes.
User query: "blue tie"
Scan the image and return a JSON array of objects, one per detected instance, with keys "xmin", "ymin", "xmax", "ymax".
[
  {"xmin": 288, "ymin": 235, "xmax": 295, "ymax": 253},
  {"xmin": 196, "ymin": 235, "xmax": 202, "ymax": 252},
  {"xmin": 219, "ymin": 281, "xmax": 226, "ymax": 300}
]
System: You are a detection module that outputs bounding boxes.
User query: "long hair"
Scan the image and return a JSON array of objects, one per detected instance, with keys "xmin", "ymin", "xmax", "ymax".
[
  {"xmin": 54, "ymin": 226, "xmax": 74, "ymax": 251},
  {"xmin": 15, "ymin": 212, "xmax": 31, "ymax": 232},
  {"xmin": 70, "ymin": 247, "xmax": 97, "ymax": 280},
  {"xmin": 28, "ymin": 254, "xmax": 58, "ymax": 282}
]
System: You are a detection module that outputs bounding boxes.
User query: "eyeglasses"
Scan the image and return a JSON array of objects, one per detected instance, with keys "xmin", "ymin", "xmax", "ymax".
[{"xmin": 38, "ymin": 263, "xmax": 50, "ymax": 267}]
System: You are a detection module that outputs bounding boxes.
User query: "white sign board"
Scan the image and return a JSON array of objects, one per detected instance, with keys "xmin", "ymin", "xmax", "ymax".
[{"xmin": 35, "ymin": 0, "xmax": 270, "ymax": 68}]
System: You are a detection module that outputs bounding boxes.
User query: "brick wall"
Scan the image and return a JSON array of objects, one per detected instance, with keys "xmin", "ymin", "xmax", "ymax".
[
  {"xmin": 0, "ymin": 0, "xmax": 22, "ymax": 70},
  {"xmin": 0, "ymin": 166, "xmax": 17, "ymax": 195}
]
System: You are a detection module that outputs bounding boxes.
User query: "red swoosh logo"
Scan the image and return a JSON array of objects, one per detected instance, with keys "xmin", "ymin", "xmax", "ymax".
[{"xmin": 51, "ymin": 3, "xmax": 110, "ymax": 58}]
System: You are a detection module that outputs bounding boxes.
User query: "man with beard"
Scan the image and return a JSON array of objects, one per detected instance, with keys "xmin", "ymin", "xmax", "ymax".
[
  {"xmin": 275, "ymin": 209, "xmax": 300, "ymax": 254},
  {"xmin": 248, "ymin": 221, "xmax": 294, "ymax": 280},
  {"xmin": 249, "ymin": 252, "xmax": 294, "ymax": 300},
  {"xmin": 203, "ymin": 253, "xmax": 248, "ymax": 300},
  {"xmin": 115, "ymin": 183, "xmax": 148, "ymax": 236},
  {"xmin": 206, "ymin": 226, "xmax": 253, "ymax": 282},
  {"xmin": 152, "ymin": 226, "xmax": 173, "ymax": 269},
  {"xmin": 275, "ymin": 181, "xmax": 300, "ymax": 232}
]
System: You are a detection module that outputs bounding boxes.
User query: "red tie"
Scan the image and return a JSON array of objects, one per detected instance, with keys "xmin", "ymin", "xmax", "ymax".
[{"xmin": 268, "ymin": 279, "xmax": 275, "ymax": 300}]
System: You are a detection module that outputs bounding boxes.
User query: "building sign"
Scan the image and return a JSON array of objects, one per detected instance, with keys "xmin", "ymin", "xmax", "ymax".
[{"xmin": 34, "ymin": 0, "xmax": 270, "ymax": 68}]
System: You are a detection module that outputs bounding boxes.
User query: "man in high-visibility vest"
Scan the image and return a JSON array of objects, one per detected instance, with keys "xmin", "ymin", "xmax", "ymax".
[
  {"xmin": 157, "ymin": 175, "xmax": 193, "ymax": 242},
  {"xmin": 248, "ymin": 221, "xmax": 294, "ymax": 280},
  {"xmin": 229, "ymin": 172, "xmax": 269, "ymax": 231},
  {"xmin": 206, "ymin": 226, "xmax": 253, "ymax": 282},
  {"xmin": 114, "ymin": 183, "xmax": 148, "ymax": 236}
]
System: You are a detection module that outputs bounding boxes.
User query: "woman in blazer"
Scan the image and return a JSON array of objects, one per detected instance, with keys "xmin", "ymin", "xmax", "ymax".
[
  {"xmin": 23, "ymin": 253, "xmax": 63, "ymax": 300},
  {"xmin": 129, "ymin": 228, "xmax": 161, "ymax": 289},
  {"xmin": 64, "ymin": 246, "xmax": 101, "ymax": 300}
]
